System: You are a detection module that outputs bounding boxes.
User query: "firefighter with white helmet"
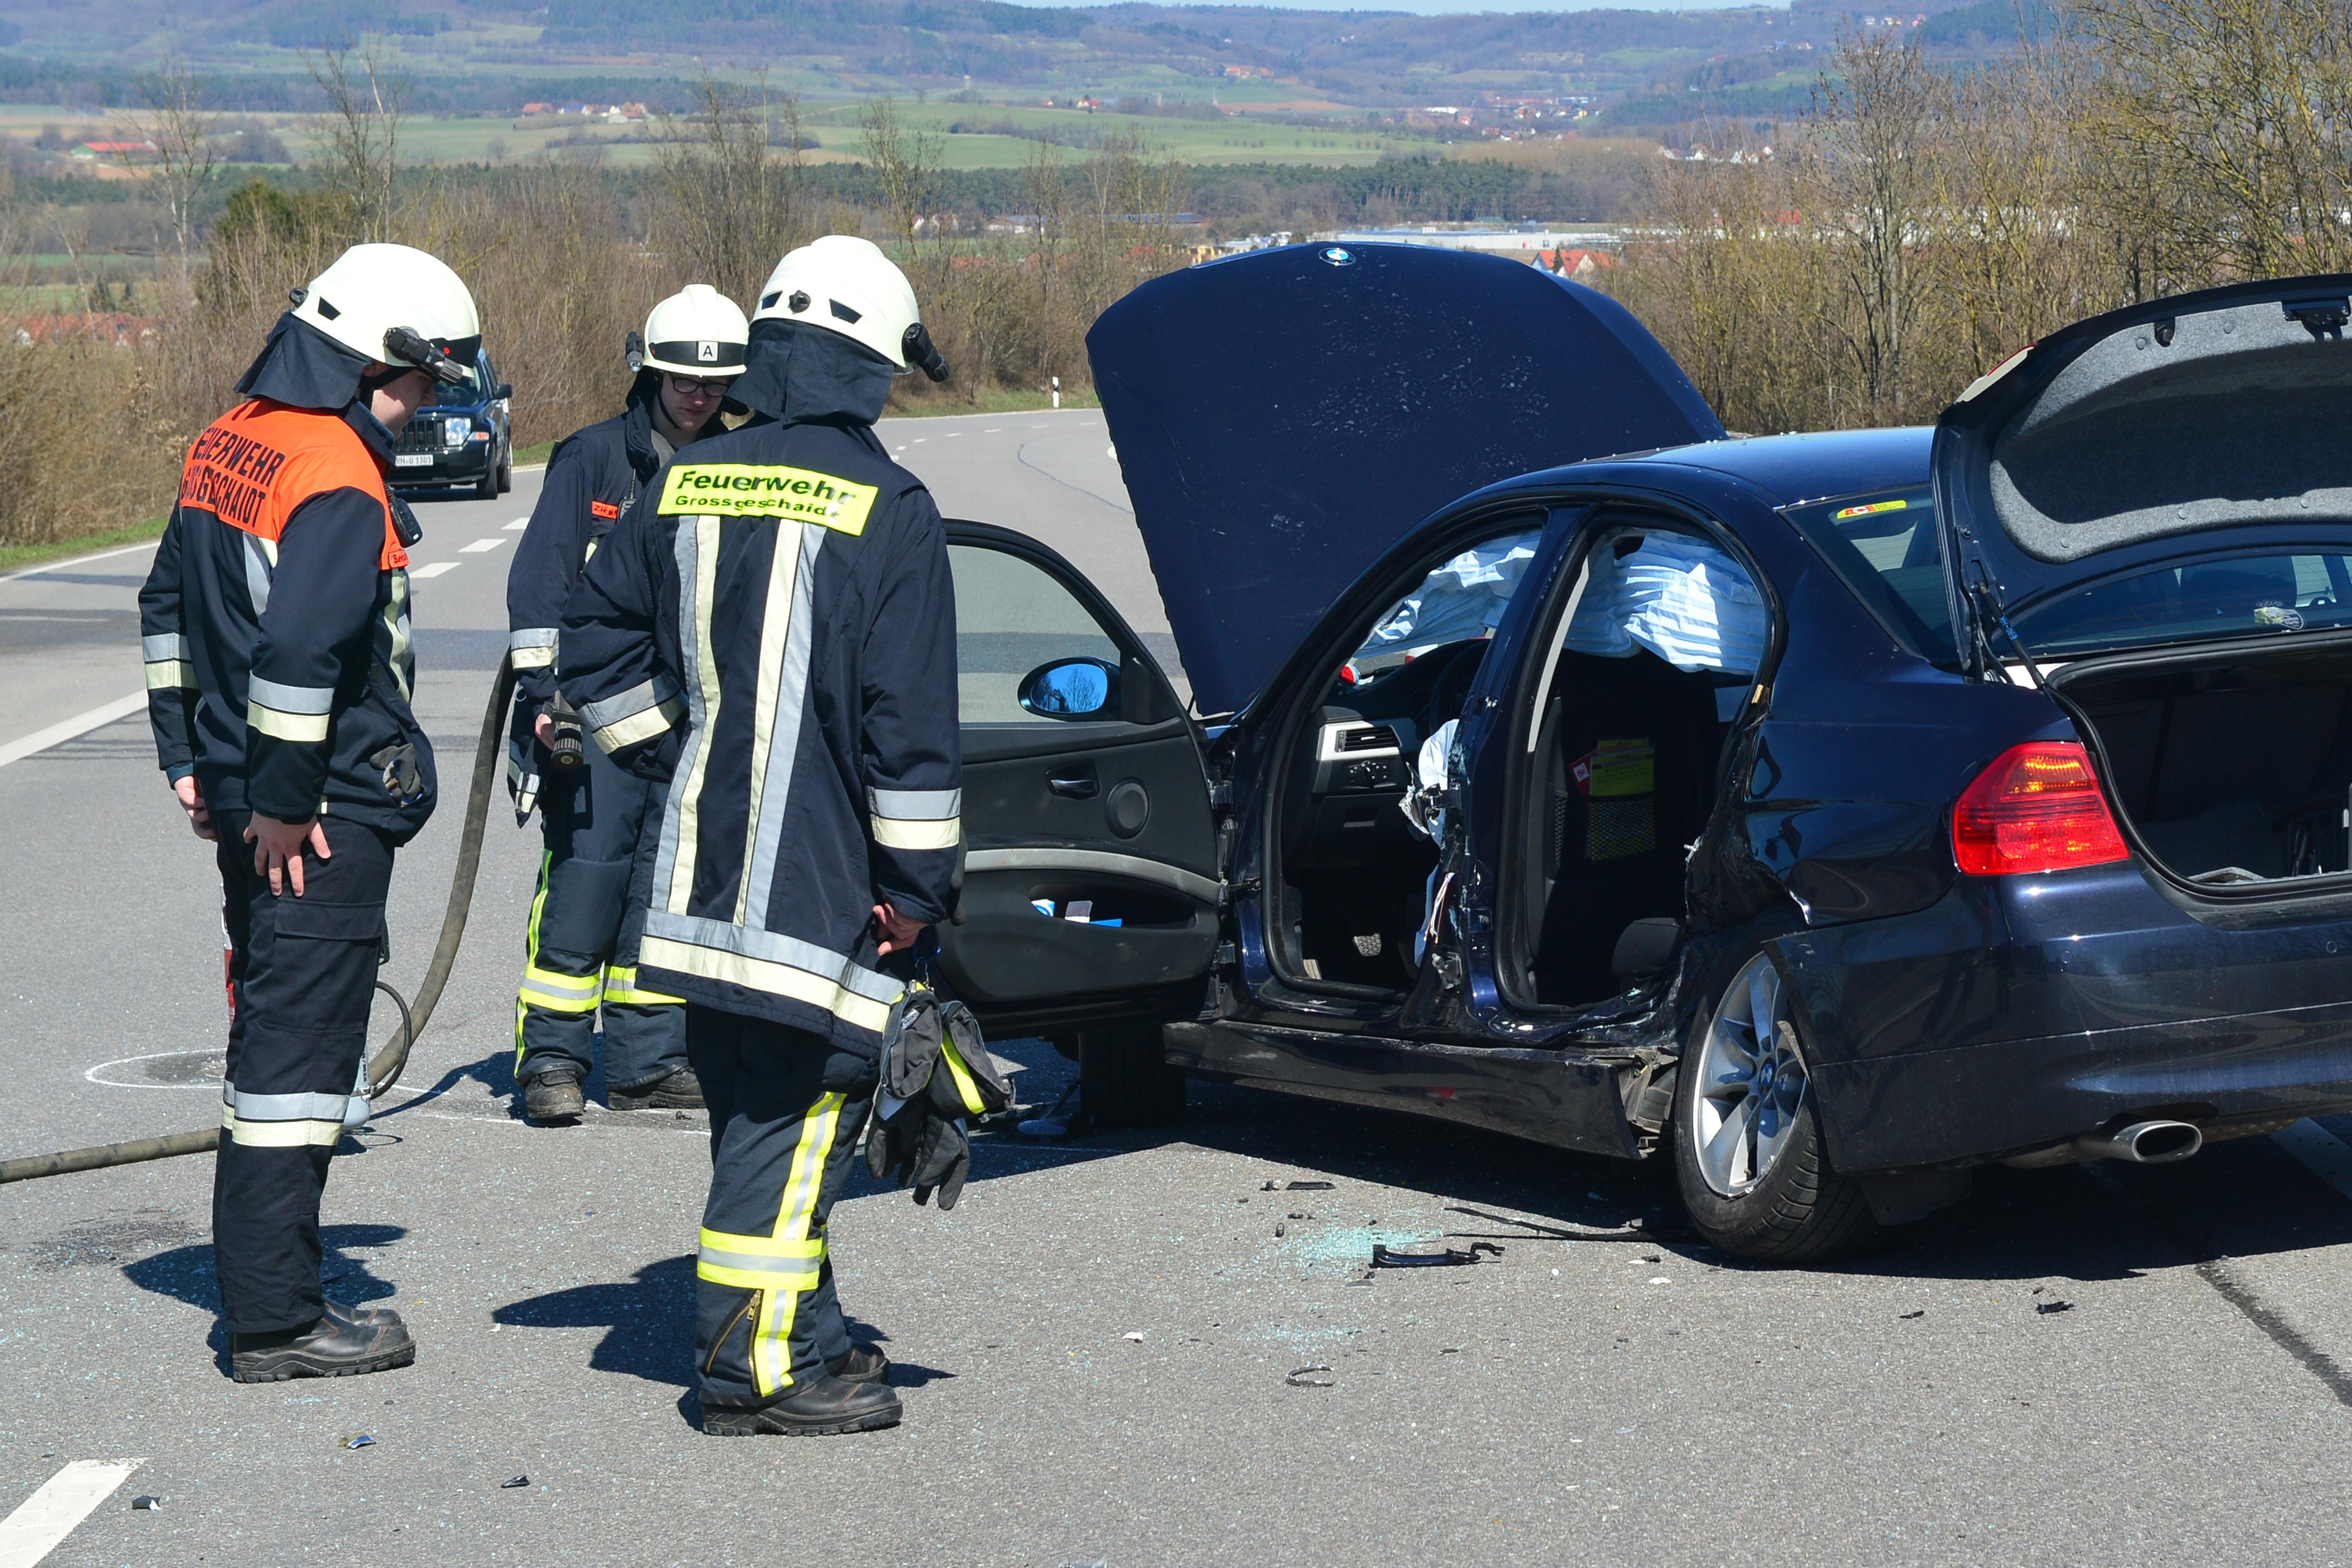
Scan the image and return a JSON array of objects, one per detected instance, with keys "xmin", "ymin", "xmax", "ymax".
[
  {"xmin": 561, "ymin": 236, "xmax": 957, "ymax": 1434},
  {"xmin": 138, "ymin": 242, "xmax": 478, "ymax": 1380},
  {"xmin": 503, "ymin": 284, "xmax": 750, "ymax": 1122}
]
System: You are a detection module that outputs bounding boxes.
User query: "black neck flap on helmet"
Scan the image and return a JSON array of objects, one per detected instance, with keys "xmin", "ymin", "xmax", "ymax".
[
  {"xmin": 729, "ymin": 318, "xmax": 897, "ymax": 428},
  {"xmin": 234, "ymin": 312, "xmax": 374, "ymax": 411}
]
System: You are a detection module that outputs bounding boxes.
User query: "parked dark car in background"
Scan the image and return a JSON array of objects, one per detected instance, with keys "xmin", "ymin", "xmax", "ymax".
[
  {"xmin": 930, "ymin": 245, "xmax": 2352, "ymax": 1265},
  {"xmin": 391, "ymin": 343, "xmax": 512, "ymax": 500}
]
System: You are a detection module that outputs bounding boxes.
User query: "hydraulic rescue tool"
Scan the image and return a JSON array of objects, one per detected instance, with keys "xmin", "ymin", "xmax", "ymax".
[{"xmin": 0, "ymin": 656, "xmax": 519, "ymax": 1185}]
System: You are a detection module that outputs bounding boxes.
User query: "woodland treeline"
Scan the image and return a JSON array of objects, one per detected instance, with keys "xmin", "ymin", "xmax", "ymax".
[{"xmin": 1606, "ymin": 0, "xmax": 2352, "ymax": 432}]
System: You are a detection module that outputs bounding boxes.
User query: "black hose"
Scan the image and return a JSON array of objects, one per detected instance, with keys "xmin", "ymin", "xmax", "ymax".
[{"xmin": 0, "ymin": 656, "xmax": 518, "ymax": 1186}]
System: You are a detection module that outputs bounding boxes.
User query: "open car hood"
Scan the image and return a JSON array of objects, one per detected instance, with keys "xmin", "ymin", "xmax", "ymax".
[
  {"xmin": 1087, "ymin": 243, "xmax": 1724, "ymax": 715},
  {"xmin": 1936, "ymin": 274, "xmax": 2352, "ymax": 662}
]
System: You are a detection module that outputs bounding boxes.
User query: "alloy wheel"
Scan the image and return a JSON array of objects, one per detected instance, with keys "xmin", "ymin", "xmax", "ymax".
[{"xmin": 1692, "ymin": 951, "xmax": 1810, "ymax": 1197}]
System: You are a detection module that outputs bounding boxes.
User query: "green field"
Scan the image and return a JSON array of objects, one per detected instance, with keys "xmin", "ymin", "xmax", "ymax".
[{"xmin": 227, "ymin": 98, "xmax": 1445, "ymax": 172}]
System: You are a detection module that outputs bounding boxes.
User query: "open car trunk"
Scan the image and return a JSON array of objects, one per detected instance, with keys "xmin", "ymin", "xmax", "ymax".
[{"xmin": 2055, "ymin": 635, "xmax": 2352, "ymax": 887}]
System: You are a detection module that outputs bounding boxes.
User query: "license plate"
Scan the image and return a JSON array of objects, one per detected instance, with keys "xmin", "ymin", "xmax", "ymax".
[{"xmin": 394, "ymin": 453, "xmax": 434, "ymax": 468}]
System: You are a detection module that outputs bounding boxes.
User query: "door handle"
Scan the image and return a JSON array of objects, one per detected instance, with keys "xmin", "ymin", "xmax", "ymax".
[{"xmin": 1049, "ymin": 766, "xmax": 1099, "ymax": 798}]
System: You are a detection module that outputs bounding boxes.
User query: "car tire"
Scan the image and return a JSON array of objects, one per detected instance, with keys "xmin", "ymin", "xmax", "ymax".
[
  {"xmin": 475, "ymin": 459, "xmax": 499, "ymax": 501},
  {"xmin": 1079, "ymin": 1026, "xmax": 1186, "ymax": 1128},
  {"xmin": 1672, "ymin": 948, "xmax": 1876, "ymax": 1264},
  {"xmin": 496, "ymin": 444, "xmax": 513, "ymax": 495}
]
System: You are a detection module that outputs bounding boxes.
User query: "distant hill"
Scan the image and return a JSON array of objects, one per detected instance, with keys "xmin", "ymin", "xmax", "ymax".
[{"xmin": 0, "ymin": 0, "xmax": 2013, "ymax": 133}]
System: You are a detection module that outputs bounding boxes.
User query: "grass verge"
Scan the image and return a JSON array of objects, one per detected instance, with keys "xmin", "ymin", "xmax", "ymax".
[{"xmin": 0, "ymin": 518, "xmax": 167, "ymax": 576}]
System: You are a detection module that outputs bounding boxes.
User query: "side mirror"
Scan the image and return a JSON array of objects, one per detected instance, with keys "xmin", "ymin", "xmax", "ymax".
[
  {"xmin": 496, "ymin": 383, "xmax": 513, "ymax": 401},
  {"xmin": 1018, "ymin": 657, "xmax": 1120, "ymax": 720}
]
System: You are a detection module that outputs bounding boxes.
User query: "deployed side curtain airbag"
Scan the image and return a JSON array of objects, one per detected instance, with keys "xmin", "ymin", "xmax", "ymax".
[{"xmin": 1563, "ymin": 533, "xmax": 1767, "ymax": 676}]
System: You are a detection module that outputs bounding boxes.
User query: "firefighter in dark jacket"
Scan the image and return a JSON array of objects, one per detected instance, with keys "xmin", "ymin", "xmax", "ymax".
[
  {"xmin": 505, "ymin": 285, "xmax": 749, "ymax": 1122},
  {"xmin": 139, "ymin": 242, "xmax": 478, "ymax": 1382},
  {"xmin": 561, "ymin": 236, "xmax": 960, "ymax": 1436}
]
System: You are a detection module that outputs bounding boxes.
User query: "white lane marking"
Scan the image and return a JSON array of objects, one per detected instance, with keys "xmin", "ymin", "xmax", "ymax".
[
  {"xmin": 0, "ymin": 692, "xmax": 146, "ymax": 769},
  {"xmin": 947, "ymin": 431, "xmax": 962, "ymax": 437},
  {"xmin": 410, "ymin": 561, "xmax": 461, "ymax": 579},
  {"xmin": 461, "ymin": 538, "xmax": 507, "ymax": 553},
  {"xmin": 913, "ymin": 437, "xmax": 928, "ymax": 443},
  {"xmin": 2275, "ymin": 1119, "xmax": 2352, "ymax": 1200},
  {"xmin": 0, "ymin": 539, "xmax": 160, "ymax": 585},
  {"xmin": 504, "ymin": 516, "xmax": 530, "ymax": 530},
  {"xmin": 985, "ymin": 427, "xmax": 1003, "ymax": 432},
  {"xmin": 0, "ymin": 1458, "xmax": 144, "ymax": 1567}
]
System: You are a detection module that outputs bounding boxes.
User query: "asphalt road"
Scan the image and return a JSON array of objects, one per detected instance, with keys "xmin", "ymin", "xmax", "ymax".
[{"xmin": 7, "ymin": 410, "xmax": 2352, "ymax": 1565}]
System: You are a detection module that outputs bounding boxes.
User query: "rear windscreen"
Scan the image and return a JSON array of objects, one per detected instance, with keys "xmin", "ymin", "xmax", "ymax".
[
  {"xmin": 2014, "ymin": 552, "xmax": 2352, "ymax": 656},
  {"xmin": 1781, "ymin": 488, "xmax": 1958, "ymax": 665}
]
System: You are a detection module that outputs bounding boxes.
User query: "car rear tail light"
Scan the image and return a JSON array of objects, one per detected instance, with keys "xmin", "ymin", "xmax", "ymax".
[{"xmin": 1952, "ymin": 741, "xmax": 2129, "ymax": 875}]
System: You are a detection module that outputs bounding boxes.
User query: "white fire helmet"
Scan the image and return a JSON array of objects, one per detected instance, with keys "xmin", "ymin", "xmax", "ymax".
[
  {"xmin": 640, "ymin": 284, "xmax": 750, "ymax": 377},
  {"xmin": 753, "ymin": 236, "xmax": 921, "ymax": 371},
  {"xmin": 290, "ymin": 243, "xmax": 480, "ymax": 386}
]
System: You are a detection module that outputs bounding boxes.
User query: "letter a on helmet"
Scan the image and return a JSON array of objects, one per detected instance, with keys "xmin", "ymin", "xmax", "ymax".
[
  {"xmin": 753, "ymin": 236, "xmax": 924, "ymax": 371},
  {"xmin": 641, "ymin": 285, "xmax": 750, "ymax": 377},
  {"xmin": 291, "ymin": 243, "xmax": 481, "ymax": 385}
]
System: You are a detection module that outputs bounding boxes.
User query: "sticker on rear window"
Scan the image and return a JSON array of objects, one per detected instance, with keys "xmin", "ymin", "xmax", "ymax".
[
  {"xmin": 656, "ymin": 462, "xmax": 877, "ymax": 534},
  {"xmin": 1834, "ymin": 498, "xmax": 1909, "ymax": 520}
]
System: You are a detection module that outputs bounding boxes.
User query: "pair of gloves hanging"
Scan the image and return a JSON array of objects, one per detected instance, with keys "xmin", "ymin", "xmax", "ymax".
[{"xmin": 865, "ymin": 973, "xmax": 1010, "ymax": 1211}]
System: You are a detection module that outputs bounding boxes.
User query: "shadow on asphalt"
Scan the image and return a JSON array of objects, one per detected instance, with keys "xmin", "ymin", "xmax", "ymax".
[
  {"xmin": 122, "ymin": 1222, "xmax": 410, "ymax": 1372},
  {"xmin": 495, "ymin": 1254, "xmax": 696, "ymax": 1385}
]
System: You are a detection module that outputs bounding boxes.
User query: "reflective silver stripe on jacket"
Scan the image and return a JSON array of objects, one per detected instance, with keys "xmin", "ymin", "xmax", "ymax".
[
  {"xmin": 640, "ymin": 910, "xmax": 902, "ymax": 1033},
  {"xmin": 509, "ymin": 627, "xmax": 559, "ymax": 670},
  {"xmin": 867, "ymin": 786, "xmax": 961, "ymax": 851},
  {"xmin": 742, "ymin": 524, "xmax": 823, "ymax": 929},
  {"xmin": 247, "ymin": 676, "xmax": 335, "ymax": 743},
  {"xmin": 581, "ymin": 676, "xmax": 685, "ymax": 753},
  {"xmin": 144, "ymin": 633, "xmax": 197, "ymax": 691},
  {"xmin": 244, "ymin": 533, "xmax": 275, "ymax": 617}
]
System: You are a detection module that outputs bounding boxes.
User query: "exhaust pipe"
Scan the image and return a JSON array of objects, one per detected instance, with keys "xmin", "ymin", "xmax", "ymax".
[{"xmin": 2074, "ymin": 1119, "xmax": 2203, "ymax": 1164}]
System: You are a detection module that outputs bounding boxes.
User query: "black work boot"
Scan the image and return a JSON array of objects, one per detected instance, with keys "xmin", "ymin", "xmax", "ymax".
[
  {"xmin": 827, "ymin": 1344, "xmax": 891, "ymax": 1384},
  {"xmin": 700, "ymin": 1373, "xmax": 902, "ymax": 1436},
  {"xmin": 230, "ymin": 1312, "xmax": 416, "ymax": 1383},
  {"xmin": 323, "ymin": 1298, "xmax": 401, "ymax": 1332},
  {"xmin": 523, "ymin": 1069, "xmax": 585, "ymax": 1123},
  {"xmin": 608, "ymin": 1066, "xmax": 705, "ymax": 1112}
]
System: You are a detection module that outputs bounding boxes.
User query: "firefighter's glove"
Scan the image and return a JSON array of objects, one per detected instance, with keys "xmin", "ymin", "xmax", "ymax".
[
  {"xmin": 865, "ymin": 983, "xmax": 1008, "ymax": 1211},
  {"xmin": 369, "ymin": 741, "xmax": 425, "ymax": 804}
]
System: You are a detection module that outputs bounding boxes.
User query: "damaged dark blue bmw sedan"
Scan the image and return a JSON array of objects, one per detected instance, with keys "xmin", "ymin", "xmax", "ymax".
[{"xmin": 929, "ymin": 243, "xmax": 2352, "ymax": 1262}]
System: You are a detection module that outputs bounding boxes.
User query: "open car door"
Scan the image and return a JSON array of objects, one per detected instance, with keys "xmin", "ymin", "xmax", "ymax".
[{"xmin": 935, "ymin": 521, "xmax": 1219, "ymax": 1038}]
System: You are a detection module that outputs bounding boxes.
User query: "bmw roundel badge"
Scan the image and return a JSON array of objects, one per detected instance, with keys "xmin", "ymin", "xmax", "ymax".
[{"xmin": 1320, "ymin": 246, "xmax": 1356, "ymax": 267}]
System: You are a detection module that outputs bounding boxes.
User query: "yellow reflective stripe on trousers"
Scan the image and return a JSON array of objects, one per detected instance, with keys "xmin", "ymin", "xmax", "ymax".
[
  {"xmin": 521, "ymin": 965, "xmax": 600, "ymax": 1012},
  {"xmin": 600, "ymin": 965, "xmax": 683, "ymax": 1007},
  {"xmin": 693, "ymin": 1090, "xmax": 845, "ymax": 1396},
  {"xmin": 220, "ymin": 1106, "xmax": 342, "ymax": 1147},
  {"xmin": 516, "ymin": 852, "xmax": 551, "ymax": 1067},
  {"xmin": 695, "ymin": 1229, "xmax": 824, "ymax": 1292}
]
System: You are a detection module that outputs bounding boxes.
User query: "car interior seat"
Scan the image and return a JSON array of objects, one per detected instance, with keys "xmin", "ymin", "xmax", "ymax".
[{"xmin": 1533, "ymin": 648, "xmax": 1722, "ymax": 1004}]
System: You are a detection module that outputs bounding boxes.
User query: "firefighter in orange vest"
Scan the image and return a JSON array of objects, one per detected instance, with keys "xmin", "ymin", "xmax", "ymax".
[{"xmin": 138, "ymin": 243, "xmax": 478, "ymax": 1382}]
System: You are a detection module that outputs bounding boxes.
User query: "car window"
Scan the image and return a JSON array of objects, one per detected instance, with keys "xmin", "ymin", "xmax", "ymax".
[
  {"xmin": 948, "ymin": 542, "xmax": 1123, "ymax": 724},
  {"xmin": 1345, "ymin": 527, "xmax": 1544, "ymax": 682},
  {"xmin": 1781, "ymin": 487, "xmax": 1958, "ymax": 666},
  {"xmin": 2014, "ymin": 551, "xmax": 2352, "ymax": 657}
]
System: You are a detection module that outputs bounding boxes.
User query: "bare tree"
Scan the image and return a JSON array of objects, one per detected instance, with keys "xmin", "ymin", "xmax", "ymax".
[
  {"xmin": 117, "ymin": 60, "xmax": 219, "ymax": 264},
  {"xmin": 305, "ymin": 40, "xmax": 406, "ymax": 244},
  {"xmin": 859, "ymin": 97, "xmax": 942, "ymax": 255},
  {"xmin": 650, "ymin": 71, "xmax": 806, "ymax": 305},
  {"xmin": 1801, "ymin": 34, "xmax": 1949, "ymax": 426},
  {"xmin": 2074, "ymin": 0, "xmax": 2352, "ymax": 281}
]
